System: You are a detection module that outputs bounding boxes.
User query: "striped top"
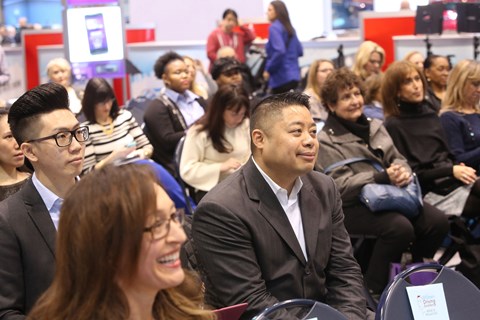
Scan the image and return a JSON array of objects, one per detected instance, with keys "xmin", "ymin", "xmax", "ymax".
[{"xmin": 82, "ymin": 109, "xmax": 152, "ymax": 174}]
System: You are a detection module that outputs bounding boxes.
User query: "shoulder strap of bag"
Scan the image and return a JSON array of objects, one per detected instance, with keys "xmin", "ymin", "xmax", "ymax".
[
  {"xmin": 323, "ymin": 157, "xmax": 383, "ymax": 175},
  {"xmin": 157, "ymin": 88, "xmax": 188, "ymax": 130}
]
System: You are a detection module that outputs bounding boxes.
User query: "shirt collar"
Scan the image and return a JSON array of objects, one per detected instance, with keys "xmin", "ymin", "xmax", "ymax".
[
  {"xmin": 164, "ymin": 87, "xmax": 198, "ymax": 104},
  {"xmin": 252, "ymin": 157, "xmax": 303, "ymax": 201},
  {"xmin": 31, "ymin": 172, "xmax": 61, "ymax": 211}
]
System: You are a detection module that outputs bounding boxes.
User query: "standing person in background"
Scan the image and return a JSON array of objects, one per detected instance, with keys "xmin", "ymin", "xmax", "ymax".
[
  {"xmin": 352, "ymin": 40, "xmax": 385, "ymax": 81},
  {"xmin": 0, "ymin": 109, "xmax": 30, "ymax": 201},
  {"xmin": 180, "ymin": 84, "xmax": 251, "ymax": 203},
  {"xmin": 206, "ymin": 8, "xmax": 255, "ymax": 71},
  {"xmin": 264, "ymin": 0, "xmax": 303, "ymax": 94},
  {"xmin": 80, "ymin": 78, "xmax": 153, "ymax": 174},
  {"xmin": 0, "ymin": 83, "xmax": 88, "ymax": 319},
  {"xmin": 423, "ymin": 54, "xmax": 450, "ymax": 112},
  {"xmin": 46, "ymin": 58, "xmax": 81, "ymax": 115}
]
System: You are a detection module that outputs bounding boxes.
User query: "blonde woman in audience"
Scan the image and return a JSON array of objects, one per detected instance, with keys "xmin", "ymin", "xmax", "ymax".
[
  {"xmin": 352, "ymin": 40, "xmax": 385, "ymax": 81},
  {"xmin": 180, "ymin": 84, "xmax": 250, "ymax": 203},
  {"xmin": 0, "ymin": 109, "xmax": 30, "ymax": 201},
  {"xmin": 29, "ymin": 164, "xmax": 215, "ymax": 320},
  {"xmin": 81, "ymin": 78, "xmax": 153, "ymax": 174},
  {"xmin": 184, "ymin": 56, "xmax": 209, "ymax": 100},
  {"xmin": 46, "ymin": 58, "xmax": 82, "ymax": 115},
  {"xmin": 440, "ymin": 59, "xmax": 480, "ymax": 170},
  {"xmin": 423, "ymin": 54, "xmax": 450, "ymax": 112},
  {"xmin": 403, "ymin": 50, "xmax": 424, "ymax": 72},
  {"xmin": 303, "ymin": 59, "xmax": 334, "ymax": 125}
]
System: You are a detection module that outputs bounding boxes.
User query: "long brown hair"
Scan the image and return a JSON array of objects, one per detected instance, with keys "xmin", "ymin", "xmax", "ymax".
[
  {"xmin": 197, "ymin": 84, "xmax": 249, "ymax": 153},
  {"xmin": 381, "ymin": 60, "xmax": 427, "ymax": 118},
  {"xmin": 270, "ymin": 1, "xmax": 295, "ymax": 37},
  {"xmin": 29, "ymin": 164, "xmax": 215, "ymax": 320}
]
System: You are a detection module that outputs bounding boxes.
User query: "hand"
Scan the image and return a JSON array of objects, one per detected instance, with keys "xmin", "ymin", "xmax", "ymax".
[
  {"xmin": 220, "ymin": 158, "xmax": 242, "ymax": 173},
  {"xmin": 108, "ymin": 146, "xmax": 137, "ymax": 162},
  {"xmin": 386, "ymin": 164, "xmax": 412, "ymax": 187},
  {"xmin": 263, "ymin": 71, "xmax": 270, "ymax": 81},
  {"xmin": 453, "ymin": 163, "xmax": 477, "ymax": 185}
]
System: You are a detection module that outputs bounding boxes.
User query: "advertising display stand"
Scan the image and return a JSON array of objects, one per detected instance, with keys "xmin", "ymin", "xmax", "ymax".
[
  {"xmin": 414, "ymin": 3, "xmax": 444, "ymax": 57},
  {"xmin": 63, "ymin": 1, "xmax": 126, "ymax": 80},
  {"xmin": 456, "ymin": 3, "xmax": 480, "ymax": 60}
]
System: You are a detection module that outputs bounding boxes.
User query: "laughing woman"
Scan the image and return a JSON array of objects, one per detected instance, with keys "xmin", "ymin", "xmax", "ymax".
[{"xmin": 29, "ymin": 164, "xmax": 215, "ymax": 320}]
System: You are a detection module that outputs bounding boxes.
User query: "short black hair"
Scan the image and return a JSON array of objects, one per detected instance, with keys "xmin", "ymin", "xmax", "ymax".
[
  {"xmin": 8, "ymin": 82, "xmax": 70, "ymax": 144},
  {"xmin": 222, "ymin": 8, "xmax": 238, "ymax": 19},
  {"xmin": 250, "ymin": 91, "xmax": 310, "ymax": 135},
  {"xmin": 81, "ymin": 78, "xmax": 119, "ymax": 123},
  {"xmin": 153, "ymin": 51, "xmax": 184, "ymax": 79}
]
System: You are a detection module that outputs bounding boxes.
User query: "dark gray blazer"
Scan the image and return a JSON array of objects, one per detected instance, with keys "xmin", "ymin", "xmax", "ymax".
[
  {"xmin": 0, "ymin": 179, "xmax": 56, "ymax": 319},
  {"xmin": 192, "ymin": 158, "xmax": 367, "ymax": 320}
]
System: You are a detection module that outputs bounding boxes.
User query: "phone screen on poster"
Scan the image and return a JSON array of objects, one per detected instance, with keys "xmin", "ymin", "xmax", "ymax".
[{"xmin": 66, "ymin": 6, "xmax": 124, "ymax": 63}]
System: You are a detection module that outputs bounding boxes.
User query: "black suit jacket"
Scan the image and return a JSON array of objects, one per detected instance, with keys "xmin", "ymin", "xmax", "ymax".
[
  {"xmin": 0, "ymin": 180, "xmax": 56, "ymax": 319},
  {"xmin": 192, "ymin": 158, "xmax": 367, "ymax": 320}
]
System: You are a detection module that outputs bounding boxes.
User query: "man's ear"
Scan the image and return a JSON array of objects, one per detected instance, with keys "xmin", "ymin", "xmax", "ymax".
[
  {"xmin": 252, "ymin": 129, "xmax": 265, "ymax": 150},
  {"xmin": 21, "ymin": 143, "xmax": 38, "ymax": 164}
]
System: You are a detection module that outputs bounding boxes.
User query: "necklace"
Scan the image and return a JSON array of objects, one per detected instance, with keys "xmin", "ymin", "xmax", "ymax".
[{"xmin": 101, "ymin": 121, "xmax": 114, "ymax": 135}]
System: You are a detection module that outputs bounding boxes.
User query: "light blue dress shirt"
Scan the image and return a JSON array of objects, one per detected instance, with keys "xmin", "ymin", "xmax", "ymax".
[
  {"xmin": 164, "ymin": 87, "xmax": 204, "ymax": 127},
  {"xmin": 31, "ymin": 173, "xmax": 63, "ymax": 230}
]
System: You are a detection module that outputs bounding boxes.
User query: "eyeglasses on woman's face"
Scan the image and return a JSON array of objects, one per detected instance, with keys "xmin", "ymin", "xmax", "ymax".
[{"xmin": 143, "ymin": 209, "xmax": 185, "ymax": 240}]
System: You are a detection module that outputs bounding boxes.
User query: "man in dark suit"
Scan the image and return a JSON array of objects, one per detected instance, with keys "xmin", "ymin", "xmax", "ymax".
[
  {"xmin": 0, "ymin": 83, "xmax": 88, "ymax": 319},
  {"xmin": 192, "ymin": 92, "xmax": 368, "ymax": 319}
]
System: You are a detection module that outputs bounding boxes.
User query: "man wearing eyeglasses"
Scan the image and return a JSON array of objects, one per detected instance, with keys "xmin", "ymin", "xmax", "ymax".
[{"xmin": 0, "ymin": 82, "xmax": 88, "ymax": 319}]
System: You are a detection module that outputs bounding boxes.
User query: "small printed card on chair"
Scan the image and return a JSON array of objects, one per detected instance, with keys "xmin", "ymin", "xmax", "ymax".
[{"xmin": 406, "ymin": 283, "xmax": 450, "ymax": 319}]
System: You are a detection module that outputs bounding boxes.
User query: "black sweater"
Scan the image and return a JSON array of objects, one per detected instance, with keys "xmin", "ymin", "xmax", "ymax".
[{"xmin": 384, "ymin": 100, "xmax": 460, "ymax": 195}]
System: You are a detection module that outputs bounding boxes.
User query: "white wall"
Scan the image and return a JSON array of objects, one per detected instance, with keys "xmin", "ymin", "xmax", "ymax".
[{"xmin": 129, "ymin": 0, "xmax": 265, "ymax": 41}]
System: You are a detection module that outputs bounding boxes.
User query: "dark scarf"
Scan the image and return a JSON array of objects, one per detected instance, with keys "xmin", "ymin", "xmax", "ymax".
[{"xmin": 331, "ymin": 113, "xmax": 371, "ymax": 144}]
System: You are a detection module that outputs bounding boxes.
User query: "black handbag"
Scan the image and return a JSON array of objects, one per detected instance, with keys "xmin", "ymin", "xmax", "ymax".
[{"xmin": 324, "ymin": 158, "xmax": 423, "ymax": 218}]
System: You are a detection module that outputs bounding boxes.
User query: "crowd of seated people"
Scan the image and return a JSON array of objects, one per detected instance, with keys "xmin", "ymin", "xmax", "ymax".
[
  {"xmin": 3, "ymin": 3, "xmax": 480, "ymax": 317},
  {"xmin": 315, "ymin": 67, "xmax": 449, "ymax": 298}
]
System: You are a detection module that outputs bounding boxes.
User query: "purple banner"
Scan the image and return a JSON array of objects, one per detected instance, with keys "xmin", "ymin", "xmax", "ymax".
[{"xmin": 66, "ymin": 0, "xmax": 118, "ymax": 6}]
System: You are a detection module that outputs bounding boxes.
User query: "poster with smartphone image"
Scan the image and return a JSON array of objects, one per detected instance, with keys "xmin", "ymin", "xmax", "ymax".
[{"xmin": 65, "ymin": 5, "xmax": 125, "ymax": 79}]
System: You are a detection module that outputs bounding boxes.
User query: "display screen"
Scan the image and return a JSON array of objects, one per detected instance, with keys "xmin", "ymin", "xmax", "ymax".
[
  {"xmin": 332, "ymin": 0, "xmax": 374, "ymax": 30},
  {"xmin": 65, "ymin": 6, "xmax": 125, "ymax": 78}
]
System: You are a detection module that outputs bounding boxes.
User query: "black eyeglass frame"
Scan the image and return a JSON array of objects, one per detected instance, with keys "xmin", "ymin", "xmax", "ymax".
[
  {"xmin": 26, "ymin": 126, "xmax": 90, "ymax": 147},
  {"xmin": 143, "ymin": 209, "xmax": 185, "ymax": 240}
]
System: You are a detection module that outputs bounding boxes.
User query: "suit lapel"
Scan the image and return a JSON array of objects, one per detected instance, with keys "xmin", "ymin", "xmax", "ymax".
[
  {"xmin": 299, "ymin": 180, "xmax": 321, "ymax": 261},
  {"xmin": 22, "ymin": 180, "xmax": 56, "ymax": 256},
  {"xmin": 243, "ymin": 159, "xmax": 307, "ymax": 265}
]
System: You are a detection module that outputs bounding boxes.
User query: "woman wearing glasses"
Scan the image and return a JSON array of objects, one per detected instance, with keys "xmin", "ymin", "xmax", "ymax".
[
  {"xmin": 81, "ymin": 78, "xmax": 153, "ymax": 174},
  {"xmin": 0, "ymin": 109, "xmax": 30, "ymax": 201},
  {"xmin": 29, "ymin": 164, "xmax": 215, "ymax": 320}
]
